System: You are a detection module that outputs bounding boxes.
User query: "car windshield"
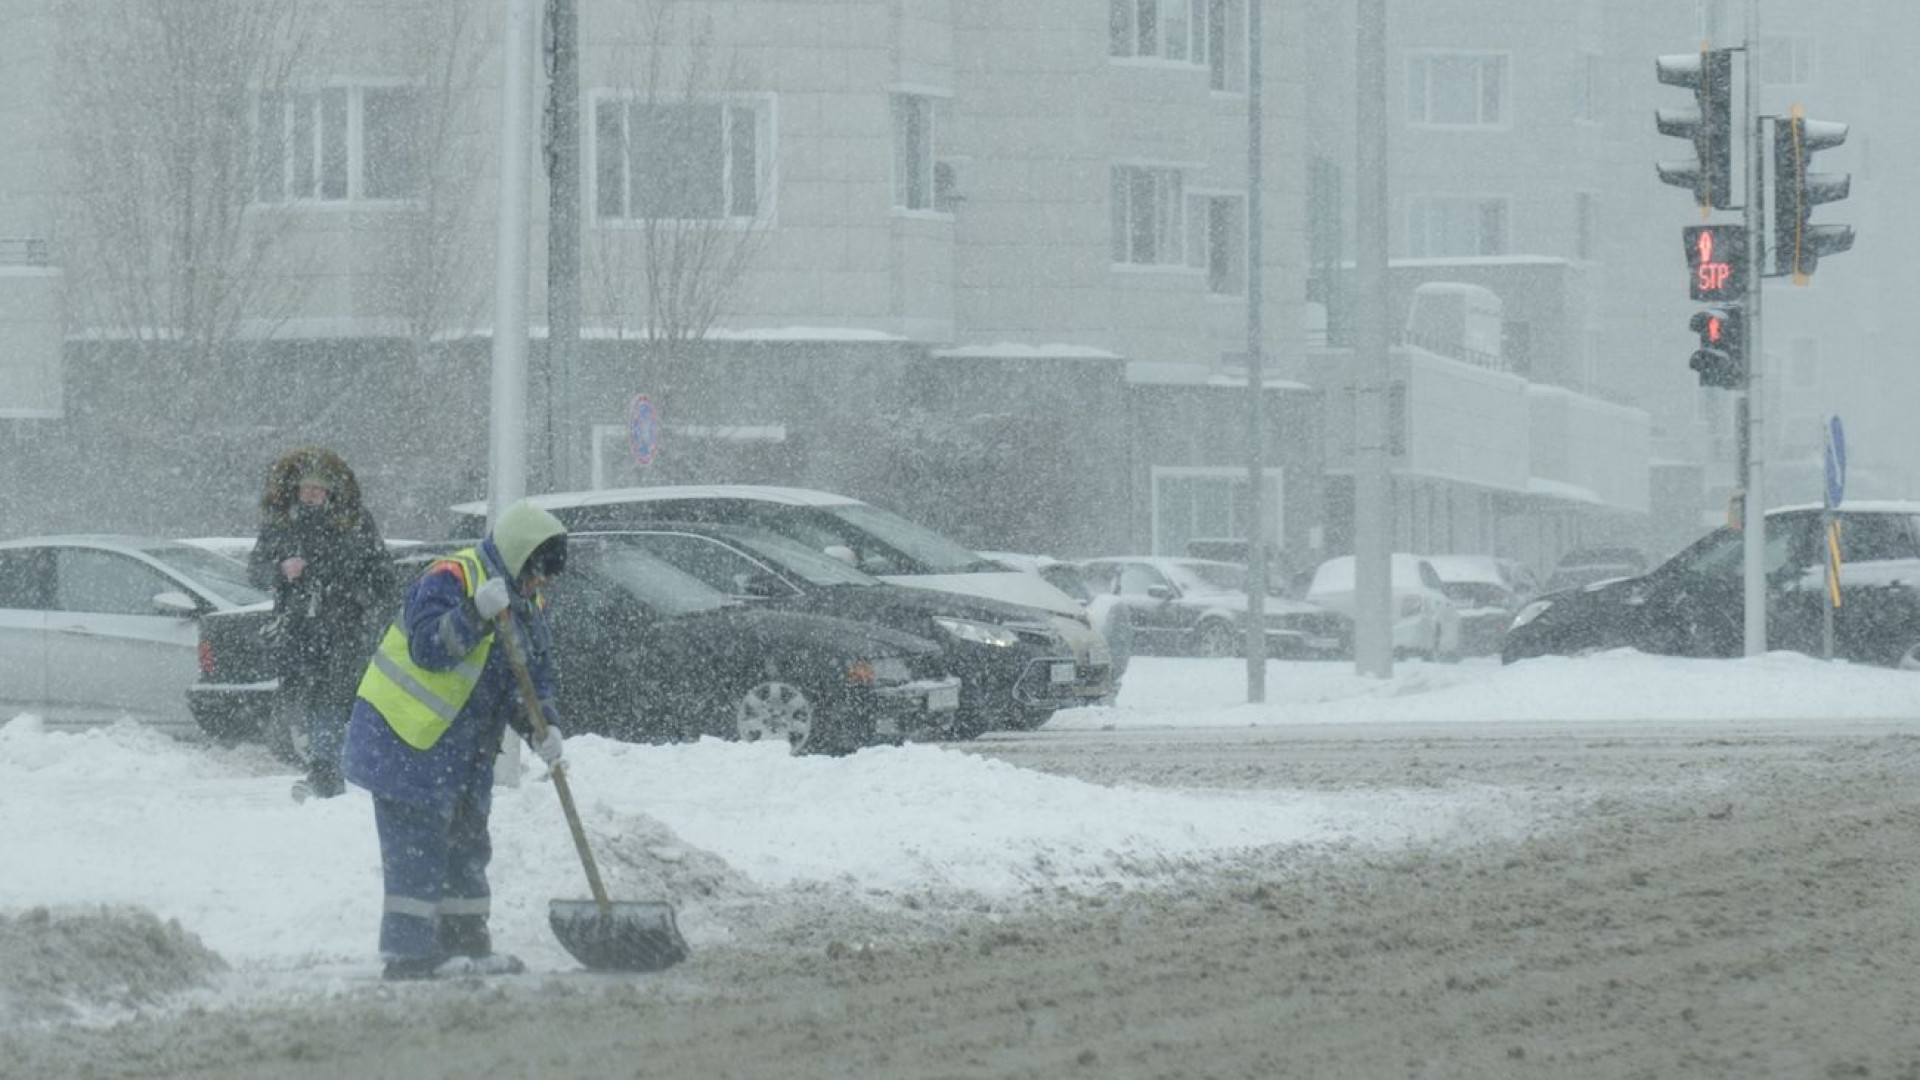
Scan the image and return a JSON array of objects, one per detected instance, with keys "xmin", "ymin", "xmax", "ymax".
[
  {"xmin": 820, "ymin": 502, "xmax": 1004, "ymax": 575},
  {"xmin": 142, "ymin": 542, "xmax": 269, "ymax": 605},
  {"xmin": 589, "ymin": 543, "xmax": 737, "ymax": 616},
  {"xmin": 1163, "ymin": 562, "xmax": 1247, "ymax": 594},
  {"xmin": 706, "ymin": 527, "xmax": 880, "ymax": 587}
]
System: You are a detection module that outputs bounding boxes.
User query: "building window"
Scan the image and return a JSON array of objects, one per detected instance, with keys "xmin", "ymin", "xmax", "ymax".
[
  {"xmin": 1406, "ymin": 51, "xmax": 1508, "ymax": 127},
  {"xmin": 1206, "ymin": 0, "xmax": 1246, "ymax": 91},
  {"xmin": 1149, "ymin": 466, "xmax": 1283, "ymax": 558},
  {"xmin": 1575, "ymin": 192, "xmax": 1596, "ymax": 261},
  {"xmin": 1110, "ymin": 0, "xmax": 1205, "ymax": 64},
  {"xmin": 1185, "ymin": 193, "xmax": 1245, "ymax": 294},
  {"xmin": 255, "ymin": 84, "xmax": 423, "ymax": 203},
  {"xmin": 1111, "ymin": 165, "xmax": 1186, "ymax": 266},
  {"xmin": 1406, "ymin": 196, "xmax": 1508, "ymax": 257},
  {"xmin": 892, "ymin": 93, "xmax": 945, "ymax": 212},
  {"xmin": 1760, "ymin": 36, "xmax": 1816, "ymax": 85},
  {"xmin": 1574, "ymin": 51, "xmax": 1599, "ymax": 122},
  {"xmin": 594, "ymin": 96, "xmax": 768, "ymax": 222}
]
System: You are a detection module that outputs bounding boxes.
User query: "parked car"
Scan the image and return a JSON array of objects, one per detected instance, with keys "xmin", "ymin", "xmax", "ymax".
[
  {"xmin": 446, "ymin": 485, "xmax": 1115, "ymax": 706},
  {"xmin": 1075, "ymin": 556, "xmax": 1349, "ymax": 660},
  {"xmin": 0, "ymin": 536, "xmax": 269, "ymax": 731},
  {"xmin": 1543, "ymin": 545, "xmax": 1650, "ymax": 594},
  {"xmin": 599, "ymin": 525, "xmax": 1083, "ymax": 734},
  {"xmin": 192, "ymin": 536, "xmax": 961, "ymax": 757},
  {"xmin": 1423, "ymin": 554, "xmax": 1539, "ymax": 656},
  {"xmin": 1503, "ymin": 503, "xmax": 1920, "ymax": 668},
  {"xmin": 1305, "ymin": 553, "xmax": 1463, "ymax": 661},
  {"xmin": 978, "ymin": 550, "xmax": 1133, "ymax": 692}
]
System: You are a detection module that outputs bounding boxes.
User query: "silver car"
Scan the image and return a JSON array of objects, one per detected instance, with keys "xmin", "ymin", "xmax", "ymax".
[{"xmin": 0, "ymin": 536, "xmax": 269, "ymax": 731}]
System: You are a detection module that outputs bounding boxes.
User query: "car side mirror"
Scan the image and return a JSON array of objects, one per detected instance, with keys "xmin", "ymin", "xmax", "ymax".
[
  {"xmin": 152, "ymin": 590, "xmax": 199, "ymax": 617},
  {"xmin": 1146, "ymin": 584, "xmax": 1175, "ymax": 601},
  {"xmin": 732, "ymin": 572, "xmax": 786, "ymax": 598},
  {"xmin": 822, "ymin": 545, "xmax": 858, "ymax": 567}
]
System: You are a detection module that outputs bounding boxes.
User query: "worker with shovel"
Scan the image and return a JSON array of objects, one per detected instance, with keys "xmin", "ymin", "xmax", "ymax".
[{"xmin": 341, "ymin": 500, "xmax": 570, "ymax": 981}]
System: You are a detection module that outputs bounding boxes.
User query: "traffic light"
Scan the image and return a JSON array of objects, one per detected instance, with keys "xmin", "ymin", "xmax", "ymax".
[
  {"xmin": 1689, "ymin": 307, "xmax": 1746, "ymax": 389},
  {"xmin": 1683, "ymin": 225, "xmax": 1748, "ymax": 302},
  {"xmin": 1656, "ymin": 48, "xmax": 1734, "ymax": 210},
  {"xmin": 1773, "ymin": 106, "xmax": 1854, "ymax": 280}
]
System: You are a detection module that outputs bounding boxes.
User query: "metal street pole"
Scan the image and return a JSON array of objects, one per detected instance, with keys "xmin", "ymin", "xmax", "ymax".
[
  {"xmin": 1353, "ymin": 0, "xmax": 1393, "ymax": 677},
  {"xmin": 488, "ymin": 0, "xmax": 537, "ymax": 527},
  {"xmin": 1243, "ymin": 0, "xmax": 1268, "ymax": 702},
  {"xmin": 545, "ymin": 0, "xmax": 583, "ymax": 493},
  {"xmin": 1740, "ymin": 0, "xmax": 1766, "ymax": 656}
]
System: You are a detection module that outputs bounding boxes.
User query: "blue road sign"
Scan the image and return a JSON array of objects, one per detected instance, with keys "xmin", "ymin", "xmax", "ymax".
[
  {"xmin": 629, "ymin": 394, "xmax": 659, "ymax": 466},
  {"xmin": 1824, "ymin": 415, "xmax": 1846, "ymax": 508}
]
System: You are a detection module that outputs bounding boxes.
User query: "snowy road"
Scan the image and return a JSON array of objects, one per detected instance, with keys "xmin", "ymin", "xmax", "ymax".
[{"xmin": 5, "ymin": 652, "xmax": 1920, "ymax": 1078}]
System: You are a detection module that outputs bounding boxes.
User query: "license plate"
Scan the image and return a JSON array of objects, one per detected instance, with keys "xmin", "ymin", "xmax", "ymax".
[
  {"xmin": 1050, "ymin": 662, "xmax": 1076, "ymax": 684},
  {"xmin": 875, "ymin": 716, "xmax": 900, "ymax": 735},
  {"xmin": 926, "ymin": 683, "xmax": 959, "ymax": 712}
]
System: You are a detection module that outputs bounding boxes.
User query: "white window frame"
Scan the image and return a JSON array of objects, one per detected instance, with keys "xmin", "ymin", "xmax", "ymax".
[
  {"xmin": 1405, "ymin": 50, "xmax": 1510, "ymax": 129},
  {"xmin": 1573, "ymin": 51, "xmax": 1600, "ymax": 123},
  {"xmin": 1149, "ymin": 465, "xmax": 1284, "ymax": 557},
  {"xmin": 589, "ymin": 91, "xmax": 777, "ymax": 227},
  {"xmin": 1109, "ymin": 0, "xmax": 1208, "ymax": 67},
  {"xmin": 1574, "ymin": 191, "xmax": 1597, "ymax": 262},
  {"xmin": 890, "ymin": 88, "xmax": 952, "ymax": 217},
  {"xmin": 1111, "ymin": 163, "xmax": 1197, "ymax": 269},
  {"xmin": 1760, "ymin": 36, "xmax": 1817, "ymax": 85},
  {"xmin": 254, "ymin": 79, "xmax": 425, "ymax": 206},
  {"xmin": 1205, "ymin": 0, "xmax": 1247, "ymax": 93},
  {"xmin": 1405, "ymin": 195, "xmax": 1510, "ymax": 258},
  {"xmin": 1184, "ymin": 188, "xmax": 1247, "ymax": 295}
]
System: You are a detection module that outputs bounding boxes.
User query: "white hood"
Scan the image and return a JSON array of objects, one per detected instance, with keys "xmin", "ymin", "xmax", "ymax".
[{"xmin": 878, "ymin": 570, "xmax": 1088, "ymax": 621}]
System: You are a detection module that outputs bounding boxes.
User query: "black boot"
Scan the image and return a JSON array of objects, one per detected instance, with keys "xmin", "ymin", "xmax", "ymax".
[{"xmin": 439, "ymin": 914, "xmax": 492, "ymax": 958}]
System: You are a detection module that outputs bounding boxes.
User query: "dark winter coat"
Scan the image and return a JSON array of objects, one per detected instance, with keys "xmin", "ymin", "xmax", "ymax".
[
  {"xmin": 341, "ymin": 536, "xmax": 557, "ymax": 808},
  {"xmin": 247, "ymin": 448, "xmax": 396, "ymax": 709}
]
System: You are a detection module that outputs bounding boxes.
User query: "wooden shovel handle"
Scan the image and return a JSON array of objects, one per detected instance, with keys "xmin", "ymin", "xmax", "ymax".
[{"xmin": 495, "ymin": 610, "xmax": 612, "ymax": 912}]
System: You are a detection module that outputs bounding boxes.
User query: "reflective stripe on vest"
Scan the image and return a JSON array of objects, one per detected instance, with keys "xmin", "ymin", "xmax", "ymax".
[{"xmin": 355, "ymin": 550, "xmax": 494, "ymax": 750}]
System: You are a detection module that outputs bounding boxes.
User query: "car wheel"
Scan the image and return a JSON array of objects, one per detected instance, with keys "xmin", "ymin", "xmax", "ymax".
[
  {"xmin": 1196, "ymin": 622, "xmax": 1240, "ymax": 658},
  {"xmin": 264, "ymin": 703, "xmax": 309, "ymax": 768},
  {"xmin": 735, "ymin": 678, "xmax": 816, "ymax": 754}
]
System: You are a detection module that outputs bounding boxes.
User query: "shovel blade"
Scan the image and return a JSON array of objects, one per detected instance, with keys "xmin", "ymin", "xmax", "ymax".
[{"xmin": 548, "ymin": 899, "xmax": 688, "ymax": 972}]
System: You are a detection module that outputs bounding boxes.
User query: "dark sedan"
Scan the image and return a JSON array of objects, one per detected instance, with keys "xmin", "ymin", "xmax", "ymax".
[
  {"xmin": 192, "ymin": 537, "xmax": 961, "ymax": 757},
  {"xmin": 1503, "ymin": 504, "xmax": 1920, "ymax": 668},
  {"xmin": 589, "ymin": 526, "xmax": 1082, "ymax": 735}
]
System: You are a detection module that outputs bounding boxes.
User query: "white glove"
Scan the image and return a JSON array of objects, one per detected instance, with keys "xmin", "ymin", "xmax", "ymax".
[
  {"xmin": 474, "ymin": 578, "xmax": 512, "ymax": 621},
  {"xmin": 533, "ymin": 725, "xmax": 564, "ymax": 766}
]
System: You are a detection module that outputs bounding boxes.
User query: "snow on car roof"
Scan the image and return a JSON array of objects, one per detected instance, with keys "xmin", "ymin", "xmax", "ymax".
[
  {"xmin": 1423, "ymin": 554, "xmax": 1511, "ymax": 584},
  {"xmin": 449, "ymin": 484, "xmax": 863, "ymax": 516}
]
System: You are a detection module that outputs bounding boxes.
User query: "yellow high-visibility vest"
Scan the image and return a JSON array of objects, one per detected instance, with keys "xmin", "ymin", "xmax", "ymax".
[{"xmin": 355, "ymin": 550, "xmax": 494, "ymax": 750}]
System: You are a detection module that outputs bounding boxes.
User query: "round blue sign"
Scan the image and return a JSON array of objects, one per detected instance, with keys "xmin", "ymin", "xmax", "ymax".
[{"xmin": 628, "ymin": 394, "xmax": 659, "ymax": 466}]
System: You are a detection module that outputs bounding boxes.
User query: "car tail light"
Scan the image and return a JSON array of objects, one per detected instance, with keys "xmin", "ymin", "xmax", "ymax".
[
  {"xmin": 845, "ymin": 660, "xmax": 875, "ymax": 685},
  {"xmin": 197, "ymin": 638, "xmax": 215, "ymax": 677}
]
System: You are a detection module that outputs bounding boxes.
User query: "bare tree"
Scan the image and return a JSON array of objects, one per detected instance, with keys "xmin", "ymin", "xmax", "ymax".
[
  {"xmin": 384, "ymin": 0, "xmax": 493, "ymax": 359},
  {"xmin": 54, "ymin": 0, "xmax": 312, "ymax": 425},
  {"xmin": 587, "ymin": 0, "xmax": 772, "ymax": 348}
]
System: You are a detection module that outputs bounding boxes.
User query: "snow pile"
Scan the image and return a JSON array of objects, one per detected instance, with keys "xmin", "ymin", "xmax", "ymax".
[{"xmin": 0, "ymin": 906, "xmax": 225, "ymax": 1024}]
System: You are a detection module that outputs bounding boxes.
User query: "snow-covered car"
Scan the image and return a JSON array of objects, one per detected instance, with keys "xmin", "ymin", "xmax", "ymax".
[
  {"xmin": 1543, "ymin": 545, "xmax": 1649, "ymax": 594},
  {"xmin": 1423, "ymin": 554, "xmax": 1539, "ymax": 656},
  {"xmin": 978, "ymin": 550, "xmax": 1131, "ymax": 695},
  {"xmin": 1075, "ymin": 556, "xmax": 1348, "ymax": 660},
  {"xmin": 0, "ymin": 536, "xmax": 269, "ymax": 731},
  {"xmin": 1305, "ymin": 553, "xmax": 1462, "ymax": 661},
  {"xmin": 448, "ymin": 485, "xmax": 1115, "ymax": 708},
  {"xmin": 1504, "ymin": 503, "xmax": 1920, "ymax": 667}
]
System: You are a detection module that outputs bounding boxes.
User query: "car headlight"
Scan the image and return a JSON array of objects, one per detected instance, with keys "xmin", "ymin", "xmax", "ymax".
[
  {"xmin": 1510, "ymin": 599, "xmax": 1554, "ymax": 629},
  {"xmin": 847, "ymin": 657, "xmax": 914, "ymax": 684},
  {"xmin": 932, "ymin": 616, "xmax": 1020, "ymax": 647}
]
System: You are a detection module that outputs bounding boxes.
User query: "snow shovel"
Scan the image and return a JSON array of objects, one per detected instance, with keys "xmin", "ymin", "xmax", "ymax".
[{"xmin": 496, "ymin": 612, "xmax": 689, "ymax": 972}]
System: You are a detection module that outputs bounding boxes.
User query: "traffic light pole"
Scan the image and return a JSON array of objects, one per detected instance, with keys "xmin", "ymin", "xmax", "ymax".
[{"xmin": 1740, "ymin": 0, "xmax": 1766, "ymax": 657}]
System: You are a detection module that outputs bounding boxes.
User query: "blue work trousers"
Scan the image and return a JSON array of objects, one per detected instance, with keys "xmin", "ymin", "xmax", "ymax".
[{"xmin": 373, "ymin": 787, "xmax": 494, "ymax": 961}]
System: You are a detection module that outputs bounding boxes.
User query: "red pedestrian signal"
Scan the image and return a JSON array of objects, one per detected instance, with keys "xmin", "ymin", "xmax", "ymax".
[{"xmin": 1683, "ymin": 225, "xmax": 1747, "ymax": 301}]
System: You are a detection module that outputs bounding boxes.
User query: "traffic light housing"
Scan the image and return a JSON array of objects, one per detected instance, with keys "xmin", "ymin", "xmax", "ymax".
[
  {"xmin": 1773, "ymin": 106, "xmax": 1854, "ymax": 280},
  {"xmin": 1689, "ymin": 307, "xmax": 1746, "ymax": 390},
  {"xmin": 1656, "ymin": 49, "xmax": 1734, "ymax": 210}
]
